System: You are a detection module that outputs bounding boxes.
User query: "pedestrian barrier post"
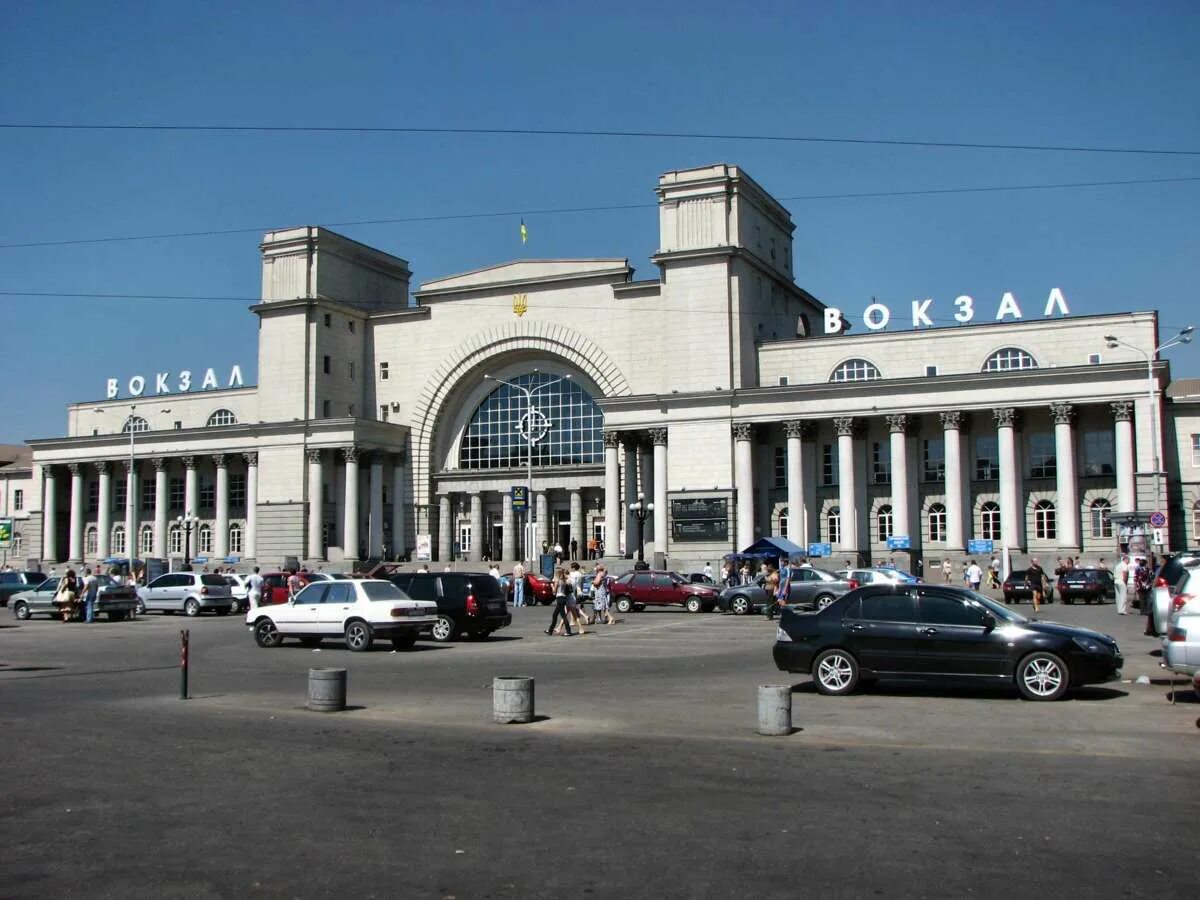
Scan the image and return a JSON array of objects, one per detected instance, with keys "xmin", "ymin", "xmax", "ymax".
[
  {"xmin": 757, "ymin": 684, "xmax": 792, "ymax": 735},
  {"xmin": 179, "ymin": 629, "xmax": 190, "ymax": 700},
  {"xmin": 493, "ymin": 676, "xmax": 535, "ymax": 723},
  {"xmin": 308, "ymin": 667, "xmax": 348, "ymax": 712}
]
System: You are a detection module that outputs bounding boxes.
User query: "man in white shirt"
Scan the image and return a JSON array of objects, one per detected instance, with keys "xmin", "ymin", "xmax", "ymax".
[
  {"xmin": 247, "ymin": 566, "xmax": 264, "ymax": 610},
  {"xmin": 965, "ymin": 560, "xmax": 983, "ymax": 592},
  {"xmin": 702, "ymin": 562, "xmax": 714, "ymax": 580},
  {"xmin": 512, "ymin": 561, "xmax": 526, "ymax": 607},
  {"xmin": 1114, "ymin": 555, "xmax": 1130, "ymax": 614}
]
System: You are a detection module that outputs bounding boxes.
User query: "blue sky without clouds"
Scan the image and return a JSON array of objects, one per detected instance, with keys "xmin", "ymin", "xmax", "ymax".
[{"xmin": 1, "ymin": 0, "xmax": 1197, "ymax": 443}]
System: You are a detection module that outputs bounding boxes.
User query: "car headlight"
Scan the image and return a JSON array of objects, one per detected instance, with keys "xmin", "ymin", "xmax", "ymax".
[{"xmin": 1071, "ymin": 636, "xmax": 1108, "ymax": 654}]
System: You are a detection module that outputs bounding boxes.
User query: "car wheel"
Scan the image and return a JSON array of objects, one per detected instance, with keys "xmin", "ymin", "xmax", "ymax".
[
  {"xmin": 812, "ymin": 648, "xmax": 859, "ymax": 696},
  {"xmin": 228, "ymin": 599, "xmax": 241, "ymax": 615},
  {"xmin": 391, "ymin": 634, "xmax": 416, "ymax": 650},
  {"xmin": 685, "ymin": 597, "xmax": 702, "ymax": 613},
  {"xmin": 135, "ymin": 599, "xmax": 146, "ymax": 615},
  {"xmin": 299, "ymin": 636, "xmax": 322, "ymax": 648},
  {"xmin": 13, "ymin": 601, "xmax": 30, "ymax": 621},
  {"xmin": 344, "ymin": 619, "xmax": 373, "ymax": 652},
  {"xmin": 730, "ymin": 596, "xmax": 750, "ymax": 616},
  {"xmin": 615, "ymin": 596, "xmax": 633, "ymax": 614},
  {"xmin": 430, "ymin": 615, "xmax": 457, "ymax": 643},
  {"xmin": 815, "ymin": 593, "xmax": 835, "ymax": 610},
  {"xmin": 253, "ymin": 618, "xmax": 282, "ymax": 648},
  {"xmin": 184, "ymin": 598, "xmax": 200, "ymax": 617},
  {"xmin": 1016, "ymin": 651, "xmax": 1069, "ymax": 701}
]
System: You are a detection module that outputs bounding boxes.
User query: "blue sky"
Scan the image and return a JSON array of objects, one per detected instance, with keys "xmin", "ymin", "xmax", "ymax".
[{"xmin": 1, "ymin": 0, "xmax": 1197, "ymax": 443}]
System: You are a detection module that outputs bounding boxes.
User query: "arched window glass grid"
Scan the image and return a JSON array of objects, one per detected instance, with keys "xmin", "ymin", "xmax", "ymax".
[
  {"xmin": 1034, "ymin": 499, "xmax": 1057, "ymax": 540},
  {"xmin": 980, "ymin": 502, "xmax": 1001, "ymax": 542},
  {"xmin": 982, "ymin": 347, "xmax": 1038, "ymax": 373},
  {"xmin": 229, "ymin": 523, "xmax": 244, "ymax": 554},
  {"xmin": 168, "ymin": 526, "xmax": 184, "ymax": 555},
  {"xmin": 928, "ymin": 503, "xmax": 947, "ymax": 543},
  {"xmin": 829, "ymin": 358, "xmax": 882, "ymax": 383},
  {"xmin": 459, "ymin": 373, "xmax": 603, "ymax": 470},
  {"xmin": 111, "ymin": 525, "xmax": 126, "ymax": 556},
  {"xmin": 11, "ymin": 531, "xmax": 21, "ymax": 554},
  {"xmin": 827, "ymin": 507, "xmax": 841, "ymax": 545},
  {"xmin": 85, "ymin": 527, "xmax": 98, "ymax": 557},
  {"xmin": 877, "ymin": 505, "xmax": 894, "ymax": 542},
  {"xmin": 198, "ymin": 524, "xmax": 213, "ymax": 554},
  {"xmin": 139, "ymin": 525, "xmax": 154, "ymax": 555},
  {"xmin": 777, "ymin": 508, "xmax": 788, "ymax": 540},
  {"xmin": 122, "ymin": 416, "xmax": 150, "ymax": 434},
  {"xmin": 206, "ymin": 409, "xmax": 237, "ymax": 427},
  {"xmin": 1090, "ymin": 499, "xmax": 1113, "ymax": 538}
]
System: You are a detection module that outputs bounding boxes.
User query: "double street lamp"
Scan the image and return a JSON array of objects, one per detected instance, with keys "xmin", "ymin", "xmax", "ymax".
[
  {"xmin": 483, "ymin": 370, "xmax": 572, "ymax": 563},
  {"xmin": 1104, "ymin": 325, "xmax": 1194, "ymax": 547},
  {"xmin": 629, "ymin": 493, "xmax": 654, "ymax": 563},
  {"xmin": 175, "ymin": 512, "xmax": 200, "ymax": 569}
]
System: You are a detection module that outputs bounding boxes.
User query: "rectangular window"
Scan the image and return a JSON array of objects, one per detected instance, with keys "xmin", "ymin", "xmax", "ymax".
[
  {"xmin": 1082, "ymin": 431, "xmax": 1115, "ymax": 476},
  {"xmin": 1192, "ymin": 434, "xmax": 1200, "ymax": 467},
  {"xmin": 114, "ymin": 481, "xmax": 127, "ymax": 511},
  {"xmin": 323, "ymin": 355, "xmax": 331, "ymax": 374},
  {"xmin": 199, "ymin": 480, "xmax": 215, "ymax": 510},
  {"xmin": 774, "ymin": 447, "xmax": 785, "ymax": 488},
  {"xmin": 778, "ymin": 375, "xmax": 789, "ymax": 386},
  {"xmin": 821, "ymin": 444, "xmax": 839, "ymax": 486},
  {"xmin": 174, "ymin": 421, "xmax": 182, "ymax": 430},
  {"xmin": 925, "ymin": 365, "xmax": 938, "ymax": 377},
  {"xmin": 322, "ymin": 399, "xmax": 331, "ymax": 417},
  {"xmin": 12, "ymin": 489, "xmax": 22, "ymax": 511},
  {"xmin": 975, "ymin": 436, "xmax": 999, "ymax": 481},
  {"xmin": 229, "ymin": 473, "xmax": 246, "ymax": 507},
  {"xmin": 323, "ymin": 313, "xmax": 331, "ymax": 327},
  {"xmin": 379, "ymin": 405, "xmax": 389, "ymax": 422},
  {"xmin": 380, "ymin": 362, "xmax": 389, "ymax": 381},
  {"xmin": 1088, "ymin": 353, "xmax": 1101, "ymax": 365},
  {"xmin": 1029, "ymin": 433, "xmax": 1057, "ymax": 479},
  {"xmin": 922, "ymin": 439, "xmax": 945, "ymax": 482},
  {"xmin": 168, "ymin": 478, "xmax": 185, "ymax": 509},
  {"xmin": 88, "ymin": 482, "xmax": 99, "ymax": 513},
  {"xmin": 872, "ymin": 441, "xmax": 891, "ymax": 485},
  {"xmin": 348, "ymin": 361, "xmax": 355, "ymax": 380},
  {"xmin": 140, "ymin": 479, "xmax": 154, "ymax": 512}
]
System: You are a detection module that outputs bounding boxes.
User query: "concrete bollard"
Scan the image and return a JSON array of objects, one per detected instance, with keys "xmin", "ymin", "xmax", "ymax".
[
  {"xmin": 757, "ymin": 684, "xmax": 792, "ymax": 736},
  {"xmin": 308, "ymin": 667, "xmax": 347, "ymax": 712},
  {"xmin": 493, "ymin": 676, "xmax": 535, "ymax": 724}
]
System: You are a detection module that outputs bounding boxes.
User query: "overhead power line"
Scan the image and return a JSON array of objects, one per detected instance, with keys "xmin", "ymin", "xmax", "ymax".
[
  {"xmin": 2, "ymin": 121, "xmax": 1200, "ymax": 157},
  {"xmin": 1, "ymin": 174, "xmax": 1198, "ymax": 251}
]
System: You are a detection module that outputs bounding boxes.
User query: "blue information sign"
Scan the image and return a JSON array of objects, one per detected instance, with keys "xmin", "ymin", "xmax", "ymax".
[
  {"xmin": 807, "ymin": 542, "xmax": 832, "ymax": 558},
  {"xmin": 966, "ymin": 539, "xmax": 994, "ymax": 555},
  {"xmin": 886, "ymin": 535, "xmax": 911, "ymax": 550},
  {"xmin": 511, "ymin": 486, "xmax": 529, "ymax": 510}
]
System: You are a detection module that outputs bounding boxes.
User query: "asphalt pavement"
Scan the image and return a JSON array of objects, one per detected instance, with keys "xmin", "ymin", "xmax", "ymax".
[{"xmin": 1, "ymin": 598, "xmax": 1196, "ymax": 898}]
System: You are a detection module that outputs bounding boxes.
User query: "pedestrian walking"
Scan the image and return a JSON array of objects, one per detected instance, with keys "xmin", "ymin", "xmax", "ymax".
[
  {"xmin": 54, "ymin": 569, "xmax": 80, "ymax": 622},
  {"xmin": 81, "ymin": 566, "xmax": 99, "ymax": 623},
  {"xmin": 989, "ymin": 556, "xmax": 1002, "ymax": 588},
  {"xmin": 703, "ymin": 561, "xmax": 714, "ymax": 581},
  {"xmin": 570, "ymin": 538, "xmax": 578, "ymax": 561},
  {"xmin": 1140, "ymin": 555, "xmax": 1158, "ymax": 635},
  {"xmin": 1114, "ymin": 554, "xmax": 1130, "ymax": 614},
  {"xmin": 287, "ymin": 569, "xmax": 304, "ymax": 600},
  {"xmin": 247, "ymin": 566, "xmax": 263, "ymax": 610},
  {"xmin": 966, "ymin": 559, "xmax": 983, "ymax": 592},
  {"xmin": 1026, "ymin": 559, "xmax": 1048, "ymax": 613},
  {"xmin": 762, "ymin": 564, "xmax": 780, "ymax": 619},
  {"xmin": 545, "ymin": 566, "xmax": 575, "ymax": 636},
  {"xmin": 591, "ymin": 564, "xmax": 616, "ymax": 625},
  {"xmin": 511, "ymin": 561, "xmax": 526, "ymax": 607},
  {"xmin": 766, "ymin": 559, "xmax": 791, "ymax": 620},
  {"xmin": 553, "ymin": 541, "xmax": 564, "ymax": 564},
  {"xmin": 941, "ymin": 559, "xmax": 952, "ymax": 584}
]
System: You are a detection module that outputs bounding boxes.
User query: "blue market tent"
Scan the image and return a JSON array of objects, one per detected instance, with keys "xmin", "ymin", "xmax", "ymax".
[{"xmin": 737, "ymin": 536, "xmax": 807, "ymax": 559}]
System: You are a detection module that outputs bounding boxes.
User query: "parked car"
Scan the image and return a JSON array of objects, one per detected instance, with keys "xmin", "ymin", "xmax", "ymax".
[
  {"xmin": 773, "ymin": 583, "xmax": 1122, "ymax": 701},
  {"xmin": 136, "ymin": 572, "xmax": 234, "ymax": 616},
  {"xmin": 1163, "ymin": 610, "xmax": 1200, "ymax": 679},
  {"xmin": 719, "ymin": 566, "xmax": 855, "ymax": 615},
  {"xmin": 681, "ymin": 572, "xmax": 718, "ymax": 586},
  {"xmin": 11, "ymin": 575, "xmax": 138, "ymax": 621},
  {"xmin": 223, "ymin": 575, "xmax": 249, "ymax": 613},
  {"xmin": 523, "ymin": 572, "xmax": 556, "ymax": 605},
  {"xmin": 609, "ymin": 570, "xmax": 719, "ymax": 613},
  {"xmin": 306, "ymin": 572, "xmax": 354, "ymax": 582},
  {"xmin": 1150, "ymin": 552, "xmax": 1200, "ymax": 636},
  {"xmin": 388, "ymin": 571, "xmax": 512, "ymax": 642},
  {"xmin": 835, "ymin": 568, "xmax": 919, "ymax": 588},
  {"xmin": 248, "ymin": 578, "xmax": 438, "ymax": 651},
  {"xmin": 1001, "ymin": 570, "xmax": 1056, "ymax": 604},
  {"xmin": 1056, "ymin": 568, "xmax": 1115, "ymax": 604},
  {"xmin": 0, "ymin": 571, "xmax": 48, "ymax": 607}
]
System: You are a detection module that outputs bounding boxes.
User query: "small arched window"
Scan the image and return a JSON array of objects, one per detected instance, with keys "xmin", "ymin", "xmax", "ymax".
[
  {"xmin": 877, "ymin": 505, "xmax": 894, "ymax": 542},
  {"xmin": 206, "ymin": 409, "xmax": 237, "ymax": 427},
  {"xmin": 168, "ymin": 526, "xmax": 184, "ymax": 555},
  {"xmin": 777, "ymin": 507, "xmax": 788, "ymax": 540},
  {"xmin": 139, "ymin": 525, "xmax": 154, "ymax": 555},
  {"xmin": 827, "ymin": 506, "xmax": 841, "ymax": 545},
  {"xmin": 122, "ymin": 416, "xmax": 150, "ymax": 434},
  {"xmin": 829, "ymin": 359, "xmax": 882, "ymax": 383},
  {"xmin": 1034, "ymin": 499, "xmax": 1057, "ymax": 540},
  {"xmin": 980, "ymin": 502, "xmax": 1001, "ymax": 541},
  {"xmin": 229, "ymin": 523, "xmax": 244, "ymax": 555},
  {"xmin": 111, "ymin": 525, "xmax": 126, "ymax": 556},
  {"xmin": 11, "ymin": 531, "xmax": 22, "ymax": 554},
  {"xmin": 982, "ymin": 347, "xmax": 1038, "ymax": 373},
  {"xmin": 198, "ymin": 524, "xmax": 213, "ymax": 554},
  {"xmin": 1090, "ymin": 499, "xmax": 1113, "ymax": 538},
  {"xmin": 85, "ymin": 526, "xmax": 98, "ymax": 556},
  {"xmin": 928, "ymin": 503, "xmax": 947, "ymax": 542}
]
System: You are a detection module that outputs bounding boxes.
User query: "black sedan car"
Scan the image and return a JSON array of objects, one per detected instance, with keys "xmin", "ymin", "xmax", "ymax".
[
  {"xmin": 1056, "ymin": 568, "xmax": 1115, "ymax": 604},
  {"xmin": 772, "ymin": 584, "xmax": 1121, "ymax": 701},
  {"xmin": 1001, "ymin": 570, "xmax": 1055, "ymax": 604},
  {"xmin": 719, "ymin": 566, "xmax": 854, "ymax": 615}
]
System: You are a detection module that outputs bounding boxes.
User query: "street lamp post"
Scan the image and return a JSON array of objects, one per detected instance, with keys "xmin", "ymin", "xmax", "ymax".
[
  {"xmin": 629, "ymin": 493, "xmax": 654, "ymax": 563},
  {"xmin": 1104, "ymin": 325, "xmax": 1194, "ymax": 549},
  {"xmin": 175, "ymin": 512, "xmax": 199, "ymax": 569},
  {"xmin": 483, "ymin": 370, "xmax": 572, "ymax": 564}
]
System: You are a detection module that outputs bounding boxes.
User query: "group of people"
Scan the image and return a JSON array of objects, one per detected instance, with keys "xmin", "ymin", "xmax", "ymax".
[
  {"xmin": 544, "ymin": 563, "xmax": 617, "ymax": 635},
  {"xmin": 1113, "ymin": 553, "xmax": 1159, "ymax": 633},
  {"xmin": 50, "ymin": 565, "xmax": 123, "ymax": 623}
]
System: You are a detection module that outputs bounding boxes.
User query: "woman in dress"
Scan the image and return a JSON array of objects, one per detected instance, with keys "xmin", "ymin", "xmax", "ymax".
[
  {"xmin": 545, "ymin": 567, "xmax": 575, "ymax": 636},
  {"xmin": 591, "ymin": 564, "xmax": 616, "ymax": 625},
  {"xmin": 54, "ymin": 569, "xmax": 80, "ymax": 623}
]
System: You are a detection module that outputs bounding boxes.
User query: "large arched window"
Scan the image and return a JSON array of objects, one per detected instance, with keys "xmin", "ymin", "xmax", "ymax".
[
  {"xmin": 139, "ymin": 525, "xmax": 154, "ymax": 555},
  {"xmin": 1090, "ymin": 499, "xmax": 1113, "ymax": 538},
  {"xmin": 829, "ymin": 358, "xmax": 882, "ymax": 383},
  {"xmin": 111, "ymin": 525, "xmax": 126, "ymax": 556},
  {"xmin": 229, "ymin": 523, "xmax": 244, "ymax": 555},
  {"xmin": 877, "ymin": 505, "xmax": 894, "ymax": 542},
  {"xmin": 169, "ymin": 525, "xmax": 184, "ymax": 555},
  {"xmin": 1034, "ymin": 499, "xmax": 1057, "ymax": 540},
  {"xmin": 122, "ymin": 416, "xmax": 150, "ymax": 434},
  {"xmin": 777, "ymin": 507, "xmax": 789, "ymax": 540},
  {"xmin": 85, "ymin": 526, "xmax": 98, "ymax": 557},
  {"xmin": 206, "ymin": 409, "xmax": 237, "ymax": 427},
  {"xmin": 198, "ymin": 524, "xmax": 213, "ymax": 554},
  {"xmin": 980, "ymin": 502, "xmax": 1001, "ymax": 541},
  {"xmin": 827, "ymin": 506, "xmax": 841, "ymax": 545},
  {"xmin": 459, "ymin": 373, "xmax": 603, "ymax": 469},
  {"xmin": 928, "ymin": 503, "xmax": 947, "ymax": 542},
  {"xmin": 982, "ymin": 347, "xmax": 1038, "ymax": 373}
]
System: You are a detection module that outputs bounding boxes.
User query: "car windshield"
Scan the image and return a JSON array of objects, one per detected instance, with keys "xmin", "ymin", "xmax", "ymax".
[
  {"xmin": 668, "ymin": 572, "xmax": 687, "ymax": 585},
  {"xmin": 201, "ymin": 574, "xmax": 227, "ymax": 587},
  {"xmin": 966, "ymin": 590, "xmax": 1028, "ymax": 623}
]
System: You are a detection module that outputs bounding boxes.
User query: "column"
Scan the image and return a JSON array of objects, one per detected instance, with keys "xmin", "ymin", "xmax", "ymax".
[
  {"xmin": 995, "ymin": 407, "xmax": 1023, "ymax": 549},
  {"xmin": 369, "ymin": 453, "xmax": 385, "ymax": 558},
  {"xmin": 940, "ymin": 412, "xmax": 966, "ymax": 551},
  {"xmin": 213, "ymin": 455, "xmax": 228, "ymax": 559},
  {"xmin": 832, "ymin": 417, "xmax": 858, "ymax": 552},
  {"xmin": 437, "ymin": 495, "xmax": 451, "ymax": 561},
  {"xmin": 153, "ymin": 458, "xmax": 168, "ymax": 559},
  {"xmin": 1112, "ymin": 401, "xmax": 1135, "ymax": 513},
  {"xmin": 390, "ymin": 453, "xmax": 406, "ymax": 561},
  {"xmin": 733, "ymin": 423, "xmax": 755, "ymax": 549},
  {"xmin": 68, "ymin": 463, "xmax": 84, "ymax": 562},
  {"xmin": 306, "ymin": 450, "xmax": 324, "ymax": 561},
  {"xmin": 784, "ymin": 421, "xmax": 805, "ymax": 548},
  {"xmin": 183, "ymin": 456, "xmax": 197, "ymax": 517},
  {"xmin": 1051, "ymin": 402, "xmax": 1080, "ymax": 549},
  {"xmin": 536, "ymin": 491, "xmax": 549, "ymax": 553},
  {"xmin": 468, "ymin": 492, "xmax": 483, "ymax": 562},
  {"xmin": 243, "ymin": 453, "xmax": 258, "ymax": 559},
  {"xmin": 342, "ymin": 446, "xmax": 360, "ymax": 561},
  {"xmin": 603, "ymin": 432, "xmax": 620, "ymax": 558},
  {"xmin": 649, "ymin": 428, "xmax": 668, "ymax": 555},
  {"xmin": 623, "ymin": 438, "xmax": 639, "ymax": 553},
  {"xmin": 43, "ymin": 467, "xmax": 58, "ymax": 563},
  {"xmin": 569, "ymin": 489, "xmax": 584, "ymax": 559},
  {"xmin": 887, "ymin": 415, "xmax": 910, "ymax": 543},
  {"xmin": 123, "ymin": 460, "xmax": 138, "ymax": 559},
  {"xmin": 96, "ymin": 462, "xmax": 112, "ymax": 560},
  {"xmin": 501, "ymin": 490, "xmax": 515, "ymax": 561}
]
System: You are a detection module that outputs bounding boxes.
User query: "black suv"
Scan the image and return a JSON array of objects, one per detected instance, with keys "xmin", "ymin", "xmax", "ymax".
[
  {"xmin": 389, "ymin": 572, "xmax": 511, "ymax": 642},
  {"xmin": 1056, "ymin": 568, "xmax": 1115, "ymax": 604}
]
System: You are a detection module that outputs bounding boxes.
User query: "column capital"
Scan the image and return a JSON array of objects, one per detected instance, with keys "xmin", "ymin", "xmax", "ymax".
[
  {"xmin": 603, "ymin": 431, "xmax": 622, "ymax": 449},
  {"xmin": 306, "ymin": 448, "xmax": 322, "ymax": 464},
  {"xmin": 211, "ymin": 453, "xmax": 227, "ymax": 469},
  {"xmin": 181, "ymin": 456, "xmax": 196, "ymax": 470},
  {"xmin": 992, "ymin": 407, "xmax": 1018, "ymax": 428},
  {"xmin": 648, "ymin": 427, "xmax": 668, "ymax": 447},
  {"xmin": 833, "ymin": 416, "xmax": 856, "ymax": 437},
  {"xmin": 885, "ymin": 413, "xmax": 909, "ymax": 435},
  {"xmin": 94, "ymin": 461, "xmax": 110, "ymax": 476},
  {"xmin": 242, "ymin": 451, "xmax": 258, "ymax": 467},
  {"xmin": 731, "ymin": 422, "xmax": 755, "ymax": 442},
  {"xmin": 783, "ymin": 419, "xmax": 813, "ymax": 439},
  {"xmin": 151, "ymin": 457, "xmax": 168, "ymax": 472},
  {"xmin": 44, "ymin": 464, "xmax": 59, "ymax": 480},
  {"xmin": 123, "ymin": 459, "xmax": 137, "ymax": 475},
  {"xmin": 68, "ymin": 462, "xmax": 83, "ymax": 476},
  {"xmin": 342, "ymin": 445, "xmax": 361, "ymax": 464},
  {"xmin": 1110, "ymin": 400, "xmax": 1133, "ymax": 422},
  {"xmin": 939, "ymin": 410, "xmax": 966, "ymax": 431},
  {"xmin": 1049, "ymin": 402, "xmax": 1075, "ymax": 426}
]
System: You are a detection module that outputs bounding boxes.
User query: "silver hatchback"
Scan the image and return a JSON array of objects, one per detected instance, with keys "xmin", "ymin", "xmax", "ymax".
[{"xmin": 137, "ymin": 572, "xmax": 234, "ymax": 616}]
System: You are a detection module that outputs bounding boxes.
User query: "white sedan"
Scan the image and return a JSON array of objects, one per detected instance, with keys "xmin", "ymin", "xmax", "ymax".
[{"xmin": 247, "ymin": 578, "xmax": 437, "ymax": 652}]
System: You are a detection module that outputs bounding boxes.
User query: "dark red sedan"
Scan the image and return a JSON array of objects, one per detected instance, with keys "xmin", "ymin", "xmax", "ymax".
[{"xmin": 609, "ymin": 570, "xmax": 719, "ymax": 613}]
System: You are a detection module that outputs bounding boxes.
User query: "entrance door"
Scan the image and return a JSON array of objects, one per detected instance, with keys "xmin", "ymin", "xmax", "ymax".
[
  {"xmin": 556, "ymin": 510, "xmax": 570, "ymax": 551},
  {"xmin": 491, "ymin": 522, "xmax": 503, "ymax": 560},
  {"xmin": 458, "ymin": 523, "xmax": 472, "ymax": 559},
  {"xmin": 593, "ymin": 522, "xmax": 606, "ymax": 557}
]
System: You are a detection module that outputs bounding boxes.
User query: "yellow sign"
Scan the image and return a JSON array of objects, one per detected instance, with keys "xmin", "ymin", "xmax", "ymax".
[{"xmin": 513, "ymin": 294, "xmax": 528, "ymax": 317}]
